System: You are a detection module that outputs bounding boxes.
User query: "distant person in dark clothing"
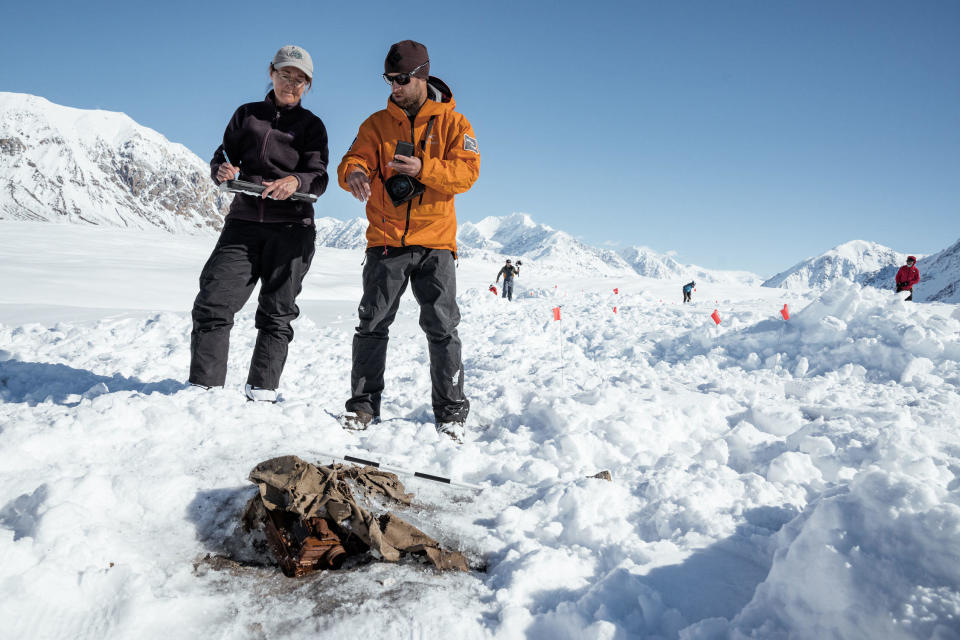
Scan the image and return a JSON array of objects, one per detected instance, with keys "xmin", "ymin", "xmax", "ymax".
[
  {"xmin": 682, "ymin": 281, "xmax": 695, "ymax": 303},
  {"xmin": 896, "ymin": 256, "xmax": 920, "ymax": 301},
  {"xmin": 496, "ymin": 259, "xmax": 520, "ymax": 301},
  {"xmin": 189, "ymin": 45, "xmax": 329, "ymax": 403}
]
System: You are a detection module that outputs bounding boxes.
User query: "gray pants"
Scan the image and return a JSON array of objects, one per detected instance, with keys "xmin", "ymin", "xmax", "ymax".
[
  {"xmin": 189, "ymin": 220, "xmax": 315, "ymax": 389},
  {"xmin": 346, "ymin": 247, "xmax": 469, "ymax": 423},
  {"xmin": 502, "ymin": 279, "xmax": 514, "ymax": 301}
]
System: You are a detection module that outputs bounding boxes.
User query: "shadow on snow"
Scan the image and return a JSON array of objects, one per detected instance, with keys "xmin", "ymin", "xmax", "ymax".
[{"xmin": 0, "ymin": 357, "xmax": 185, "ymax": 406}]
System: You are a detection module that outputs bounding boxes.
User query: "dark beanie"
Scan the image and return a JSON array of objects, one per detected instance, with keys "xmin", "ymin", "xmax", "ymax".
[{"xmin": 385, "ymin": 40, "xmax": 430, "ymax": 79}]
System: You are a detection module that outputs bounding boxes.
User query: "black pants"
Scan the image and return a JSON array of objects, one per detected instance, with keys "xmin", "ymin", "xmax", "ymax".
[
  {"xmin": 502, "ymin": 279, "xmax": 514, "ymax": 301},
  {"xmin": 189, "ymin": 220, "xmax": 316, "ymax": 389},
  {"xmin": 897, "ymin": 285, "xmax": 913, "ymax": 301},
  {"xmin": 683, "ymin": 290, "xmax": 692, "ymax": 303},
  {"xmin": 346, "ymin": 247, "xmax": 468, "ymax": 423}
]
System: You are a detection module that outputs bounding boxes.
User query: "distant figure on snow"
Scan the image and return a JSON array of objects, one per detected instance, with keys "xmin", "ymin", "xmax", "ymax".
[
  {"xmin": 682, "ymin": 281, "xmax": 695, "ymax": 303},
  {"xmin": 895, "ymin": 256, "xmax": 920, "ymax": 301},
  {"xmin": 496, "ymin": 259, "xmax": 521, "ymax": 301},
  {"xmin": 189, "ymin": 45, "xmax": 328, "ymax": 403}
]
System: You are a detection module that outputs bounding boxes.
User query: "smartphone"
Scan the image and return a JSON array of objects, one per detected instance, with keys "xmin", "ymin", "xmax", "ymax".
[{"xmin": 395, "ymin": 141, "xmax": 415, "ymax": 158}]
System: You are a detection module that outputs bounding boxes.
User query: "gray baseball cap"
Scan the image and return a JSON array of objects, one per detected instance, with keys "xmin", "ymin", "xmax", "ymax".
[{"xmin": 272, "ymin": 45, "xmax": 313, "ymax": 80}]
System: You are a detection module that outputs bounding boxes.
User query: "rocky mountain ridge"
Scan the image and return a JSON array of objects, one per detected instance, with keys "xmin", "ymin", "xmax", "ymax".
[{"xmin": 0, "ymin": 92, "xmax": 228, "ymax": 232}]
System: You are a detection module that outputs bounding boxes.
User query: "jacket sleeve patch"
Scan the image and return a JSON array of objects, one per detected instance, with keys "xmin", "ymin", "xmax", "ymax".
[{"xmin": 463, "ymin": 134, "xmax": 479, "ymax": 154}]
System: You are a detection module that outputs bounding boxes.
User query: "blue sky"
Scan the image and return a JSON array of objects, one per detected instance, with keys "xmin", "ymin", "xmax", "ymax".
[{"xmin": 2, "ymin": 0, "xmax": 957, "ymax": 276}]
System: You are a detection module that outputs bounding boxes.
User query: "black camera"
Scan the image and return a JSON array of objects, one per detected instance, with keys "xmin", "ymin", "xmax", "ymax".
[
  {"xmin": 384, "ymin": 139, "xmax": 425, "ymax": 207},
  {"xmin": 384, "ymin": 174, "xmax": 425, "ymax": 207}
]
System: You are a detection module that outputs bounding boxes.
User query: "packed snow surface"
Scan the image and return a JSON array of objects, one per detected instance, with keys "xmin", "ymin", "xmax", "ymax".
[{"xmin": 1, "ymin": 221, "xmax": 959, "ymax": 639}]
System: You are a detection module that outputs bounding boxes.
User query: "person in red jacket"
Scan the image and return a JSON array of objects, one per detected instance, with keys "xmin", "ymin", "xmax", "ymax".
[{"xmin": 895, "ymin": 255, "xmax": 920, "ymax": 301}]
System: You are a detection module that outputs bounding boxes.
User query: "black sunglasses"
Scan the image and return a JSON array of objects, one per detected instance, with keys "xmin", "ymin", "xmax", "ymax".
[{"xmin": 382, "ymin": 61, "xmax": 429, "ymax": 86}]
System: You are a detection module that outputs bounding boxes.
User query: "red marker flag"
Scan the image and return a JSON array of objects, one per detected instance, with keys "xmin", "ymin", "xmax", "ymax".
[
  {"xmin": 780, "ymin": 304, "xmax": 790, "ymax": 320},
  {"xmin": 711, "ymin": 309, "xmax": 721, "ymax": 325},
  {"xmin": 613, "ymin": 306, "xmax": 618, "ymax": 314},
  {"xmin": 552, "ymin": 307, "xmax": 561, "ymax": 321},
  {"xmin": 613, "ymin": 288, "xmax": 619, "ymax": 294}
]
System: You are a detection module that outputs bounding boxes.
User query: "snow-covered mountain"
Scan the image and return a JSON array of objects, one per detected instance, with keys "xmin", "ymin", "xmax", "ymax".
[
  {"xmin": 917, "ymin": 238, "xmax": 960, "ymax": 303},
  {"xmin": 316, "ymin": 212, "xmax": 760, "ymax": 283},
  {"xmin": 4, "ymin": 92, "xmax": 952, "ymax": 298},
  {"xmin": 459, "ymin": 213, "xmax": 634, "ymax": 276},
  {"xmin": 314, "ymin": 216, "xmax": 368, "ymax": 250},
  {"xmin": 763, "ymin": 238, "xmax": 960, "ymax": 303},
  {"xmin": 0, "ymin": 92, "xmax": 228, "ymax": 232},
  {"xmin": 763, "ymin": 240, "xmax": 911, "ymax": 290},
  {"xmin": 620, "ymin": 245, "xmax": 761, "ymax": 286}
]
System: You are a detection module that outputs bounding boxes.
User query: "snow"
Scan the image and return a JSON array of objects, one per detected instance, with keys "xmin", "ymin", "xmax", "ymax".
[
  {"xmin": 919, "ymin": 238, "xmax": 960, "ymax": 303},
  {"xmin": 763, "ymin": 237, "xmax": 960, "ymax": 305},
  {"xmin": 763, "ymin": 239, "xmax": 913, "ymax": 291},
  {"xmin": 0, "ymin": 92, "xmax": 227, "ymax": 232},
  {"xmin": 321, "ymin": 213, "xmax": 763, "ymax": 285},
  {"xmin": 2, "ymin": 220, "xmax": 959, "ymax": 639}
]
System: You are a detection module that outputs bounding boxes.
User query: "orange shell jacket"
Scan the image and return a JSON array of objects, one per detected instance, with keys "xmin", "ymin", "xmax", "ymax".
[{"xmin": 337, "ymin": 78, "xmax": 480, "ymax": 253}]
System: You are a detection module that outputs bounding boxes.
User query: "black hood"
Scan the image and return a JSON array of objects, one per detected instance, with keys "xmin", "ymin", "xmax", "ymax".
[{"xmin": 426, "ymin": 76, "xmax": 453, "ymax": 103}]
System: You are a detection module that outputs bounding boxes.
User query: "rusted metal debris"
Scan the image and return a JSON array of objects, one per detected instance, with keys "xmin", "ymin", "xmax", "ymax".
[{"xmin": 261, "ymin": 508, "xmax": 348, "ymax": 577}]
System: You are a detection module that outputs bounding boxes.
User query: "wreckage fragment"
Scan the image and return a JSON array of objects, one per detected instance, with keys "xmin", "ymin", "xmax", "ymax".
[
  {"xmin": 244, "ymin": 455, "xmax": 469, "ymax": 576},
  {"xmin": 261, "ymin": 508, "xmax": 347, "ymax": 577}
]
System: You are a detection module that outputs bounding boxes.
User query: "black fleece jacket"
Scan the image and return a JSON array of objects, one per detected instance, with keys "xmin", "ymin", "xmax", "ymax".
[{"xmin": 211, "ymin": 91, "xmax": 328, "ymax": 225}]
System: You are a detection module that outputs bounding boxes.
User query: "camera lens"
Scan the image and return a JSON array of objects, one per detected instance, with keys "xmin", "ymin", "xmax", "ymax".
[
  {"xmin": 384, "ymin": 175, "xmax": 424, "ymax": 206},
  {"xmin": 389, "ymin": 177, "xmax": 413, "ymax": 198}
]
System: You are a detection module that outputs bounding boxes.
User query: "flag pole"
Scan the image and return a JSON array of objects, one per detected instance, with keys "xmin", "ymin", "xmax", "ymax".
[
  {"xmin": 560, "ymin": 316, "xmax": 564, "ymax": 387},
  {"xmin": 552, "ymin": 305, "xmax": 564, "ymax": 386}
]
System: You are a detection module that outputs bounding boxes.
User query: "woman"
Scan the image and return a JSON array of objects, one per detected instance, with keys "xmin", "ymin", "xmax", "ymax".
[{"xmin": 189, "ymin": 45, "xmax": 328, "ymax": 402}]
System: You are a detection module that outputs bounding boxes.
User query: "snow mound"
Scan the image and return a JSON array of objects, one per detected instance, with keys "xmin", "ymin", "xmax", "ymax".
[
  {"xmin": 704, "ymin": 469, "xmax": 960, "ymax": 639},
  {"xmin": 2, "ymin": 226, "xmax": 959, "ymax": 638}
]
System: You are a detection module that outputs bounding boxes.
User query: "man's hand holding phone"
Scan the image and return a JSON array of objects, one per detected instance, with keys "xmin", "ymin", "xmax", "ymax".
[{"xmin": 388, "ymin": 140, "xmax": 421, "ymax": 177}]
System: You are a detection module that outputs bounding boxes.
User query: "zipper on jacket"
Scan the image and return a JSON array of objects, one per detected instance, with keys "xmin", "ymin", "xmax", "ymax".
[
  {"xmin": 399, "ymin": 118, "xmax": 417, "ymax": 246},
  {"xmin": 382, "ymin": 215, "xmax": 388, "ymax": 255},
  {"xmin": 401, "ymin": 201, "xmax": 412, "ymax": 246},
  {"xmin": 257, "ymin": 109, "xmax": 280, "ymax": 223}
]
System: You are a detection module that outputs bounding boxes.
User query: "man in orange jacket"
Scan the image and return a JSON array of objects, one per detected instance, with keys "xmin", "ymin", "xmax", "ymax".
[{"xmin": 337, "ymin": 40, "xmax": 480, "ymax": 442}]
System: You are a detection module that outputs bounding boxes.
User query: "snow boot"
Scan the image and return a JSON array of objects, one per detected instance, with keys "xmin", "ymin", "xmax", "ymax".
[
  {"xmin": 338, "ymin": 410, "xmax": 378, "ymax": 431},
  {"xmin": 436, "ymin": 421, "xmax": 466, "ymax": 444},
  {"xmin": 245, "ymin": 384, "xmax": 278, "ymax": 403}
]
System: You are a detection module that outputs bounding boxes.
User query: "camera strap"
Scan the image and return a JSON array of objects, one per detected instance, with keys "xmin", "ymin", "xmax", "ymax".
[
  {"xmin": 416, "ymin": 116, "xmax": 437, "ymax": 205},
  {"xmin": 420, "ymin": 116, "xmax": 436, "ymax": 152}
]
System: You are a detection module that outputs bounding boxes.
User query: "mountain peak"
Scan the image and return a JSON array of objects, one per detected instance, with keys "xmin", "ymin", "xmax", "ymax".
[
  {"xmin": 0, "ymin": 92, "xmax": 227, "ymax": 232},
  {"xmin": 760, "ymin": 238, "xmax": 947, "ymax": 297},
  {"xmin": 315, "ymin": 214, "xmax": 760, "ymax": 283}
]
